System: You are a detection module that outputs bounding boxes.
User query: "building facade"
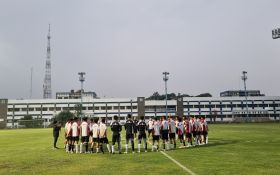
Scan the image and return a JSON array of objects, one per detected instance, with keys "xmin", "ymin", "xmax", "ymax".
[
  {"xmin": 220, "ymin": 90, "xmax": 264, "ymax": 97},
  {"xmin": 3, "ymin": 96, "xmax": 280, "ymax": 128},
  {"xmin": 56, "ymin": 90, "xmax": 97, "ymax": 99}
]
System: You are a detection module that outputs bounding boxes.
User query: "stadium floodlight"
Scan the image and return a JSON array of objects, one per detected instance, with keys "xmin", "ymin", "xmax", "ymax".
[
  {"xmin": 78, "ymin": 72, "xmax": 85, "ymax": 121},
  {"xmin": 162, "ymin": 72, "xmax": 170, "ymax": 118},
  {"xmin": 241, "ymin": 71, "xmax": 250, "ymax": 122}
]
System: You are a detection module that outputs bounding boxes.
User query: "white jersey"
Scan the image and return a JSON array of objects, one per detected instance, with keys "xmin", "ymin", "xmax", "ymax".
[
  {"xmin": 99, "ymin": 122, "xmax": 107, "ymax": 138},
  {"xmin": 65, "ymin": 122, "xmax": 72, "ymax": 135},
  {"xmin": 80, "ymin": 121, "xmax": 89, "ymax": 137},
  {"xmin": 71, "ymin": 122, "xmax": 79, "ymax": 137},
  {"xmin": 177, "ymin": 122, "xmax": 184, "ymax": 135},
  {"xmin": 92, "ymin": 123, "xmax": 99, "ymax": 138},
  {"xmin": 153, "ymin": 121, "xmax": 161, "ymax": 136},
  {"xmin": 148, "ymin": 120, "xmax": 154, "ymax": 130},
  {"xmin": 169, "ymin": 119, "xmax": 176, "ymax": 133},
  {"xmin": 161, "ymin": 120, "xmax": 169, "ymax": 130}
]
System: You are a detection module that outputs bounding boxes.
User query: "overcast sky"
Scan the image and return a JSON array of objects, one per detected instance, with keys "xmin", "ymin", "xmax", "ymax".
[{"xmin": 0, "ymin": 0, "xmax": 279, "ymax": 99}]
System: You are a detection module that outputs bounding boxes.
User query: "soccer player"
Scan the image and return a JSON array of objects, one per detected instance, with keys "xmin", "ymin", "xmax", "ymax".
[
  {"xmin": 124, "ymin": 114, "xmax": 136, "ymax": 153},
  {"xmin": 200, "ymin": 116, "xmax": 208, "ymax": 144},
  {"xmin": 177, "ymin": 117, "xmax": 185, "ymax": 148},
  {"xmin": 161, "ymin": 116, "xmax": 169, "ymax": 151},
  {"xmin": 184, "ymin": 117, "xmax": 193, "ymax": 147},
  {"xmin": 71, "ymin": 117, "xmax": 80, "ymax": 153},
  {"xmin": 137, "ymin": 116, "xmax": 148, "ymax": 153},
  {"xmin": 65, "ymin": 118, "xmax": 72, "ymax": 152},
  {"xmin": 147, "ymin": 117, "xmax": 154, "ymax": 138},
  {"xmin": 99, "ymin": 118, "xmax": 111, "ymax": 153},
  {"xmin": 133, "ymin": 117, "xmax": 139, "ymax": 139},
  {"xmin": 91, "ymin": 118, "xmax": 100, "ymax": 153},
  {"xmin": 111, "ymin": 115, "xmax": 122, "ymax": 154},
  {"xmin": 168, "ymin": 116, "xmax": 176, "ymax": 149},
  {"xmin": 80, "ymin": 117, "xmax": 90, "ymax": 153},
  {"xmin": 191, "ymin": 116, "xmax": 197, "ymax": 144},
  {"xmin": 152, "ymin": 117, "xmax": 161, "ymax": 152}
]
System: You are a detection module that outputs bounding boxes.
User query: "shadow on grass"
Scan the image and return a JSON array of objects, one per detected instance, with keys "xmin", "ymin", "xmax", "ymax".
[{"xmin": 185, "ymin": 139, "xmax": 239, "ymax": 150}]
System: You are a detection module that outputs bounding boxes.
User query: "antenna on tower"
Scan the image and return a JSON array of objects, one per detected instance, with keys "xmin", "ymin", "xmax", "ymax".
[{"xmin": 43, "ymin": 24, "xmax": 52, "ymax": 99}]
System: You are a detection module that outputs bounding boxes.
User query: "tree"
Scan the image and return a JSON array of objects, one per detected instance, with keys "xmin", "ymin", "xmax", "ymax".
[
  {"xmin": 196, "ymin": 93, "xmax": 212, "ymax": 97},
  {"xmin": 55, "ymin": 111, "xmax": 75, "ymax": 125}
]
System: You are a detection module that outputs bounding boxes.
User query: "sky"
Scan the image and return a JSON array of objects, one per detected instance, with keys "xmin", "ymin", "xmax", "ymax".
[{"xmin": 0, "ymin": 0, "xmax": 280, "ymax": 99}]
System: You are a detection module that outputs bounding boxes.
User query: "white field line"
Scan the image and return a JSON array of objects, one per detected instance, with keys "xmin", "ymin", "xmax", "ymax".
[
  {"xmin": 160, "ymin": 151, "xmax": 197, "ymax": 175},
  {"xmin": 146, "ymin": 140, "xmax": 197, "ymax": 175}
]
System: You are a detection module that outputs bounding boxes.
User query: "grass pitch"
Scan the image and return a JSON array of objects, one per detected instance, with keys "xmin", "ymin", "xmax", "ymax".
[{"xmin": 0, "ymin": 123, "xmax": 279, "ymax": 175}]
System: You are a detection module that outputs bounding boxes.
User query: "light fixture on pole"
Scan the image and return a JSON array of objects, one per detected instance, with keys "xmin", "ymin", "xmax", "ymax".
[
  {"xmin": 78, "ymin": 72, "xmax": 85, "ymax": 121},
  {"xmin": 163, "ymin": 72, "xmax": 169, "ymax": 118},
  {"xmin": 241, "ymin": 71, "xmax": 249, "ymax": 122}
]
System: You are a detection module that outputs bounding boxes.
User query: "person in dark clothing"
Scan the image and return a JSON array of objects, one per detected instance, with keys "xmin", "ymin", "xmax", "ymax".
[
  {"xmin": 124, "ymin": 114, "xmax": 136, "ymax": 153},
  {"xmin": 111, "ymin": 115, "xmax": 122, "ymax": 154},
  {"xmin": 137, "ymin": 116, "xmax": 148, "ymax": 153},
  {"xmin": 52, "ymin": 120, "xmax": 61, "ymax": 149}
]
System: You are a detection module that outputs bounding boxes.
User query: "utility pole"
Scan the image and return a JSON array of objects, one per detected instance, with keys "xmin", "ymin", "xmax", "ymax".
[
  {"xmin": 241, "ymin": 71, "xmax": 249, "ymax": 122},
  {"xmin": 162, "ymin": 72, "xmax": 169, "ymax": 118},
  {"xmin": 78, "ymin": 72, "xmax": 85, "ymax": 122}
]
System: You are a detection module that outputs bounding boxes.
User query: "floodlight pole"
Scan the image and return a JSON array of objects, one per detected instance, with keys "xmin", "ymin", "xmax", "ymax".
[
  {"xmin": 78, "ymin": 72, "xmax": 85, "ymax": 122},
  {"xmin": 163, "ymin": 72, "xmax": 169, "ymax": 118},
  {"xmin": 241, "ymin": 71, "xmax": 249, "ymax": 122}
]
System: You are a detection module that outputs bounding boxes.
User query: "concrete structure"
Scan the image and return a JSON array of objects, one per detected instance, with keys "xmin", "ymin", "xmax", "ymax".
[
  {"xmin": 220, "ymin": 90, "xmax": 264, "ymax": 97},
  {"xmin": 56, "ymin": 90, "xmax": 97, "ymax": 99},
  {"xmin": 0, "ymin": 99, "xmax": 8, "ymax": 129},
  {"xmin": 3, "ymin": 96, "xmax": 280, "ymax": 128}
]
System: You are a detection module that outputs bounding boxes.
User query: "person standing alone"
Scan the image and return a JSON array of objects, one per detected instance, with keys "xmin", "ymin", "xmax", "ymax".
[{"xmin": 52, "ymin": 120, "xmax": 61, "ymax": 149}]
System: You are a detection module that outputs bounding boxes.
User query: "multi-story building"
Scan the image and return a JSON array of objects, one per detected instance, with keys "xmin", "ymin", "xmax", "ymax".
[{"xmin": 2, "ymin": 95, "xmax": 280, "ymax": 128}]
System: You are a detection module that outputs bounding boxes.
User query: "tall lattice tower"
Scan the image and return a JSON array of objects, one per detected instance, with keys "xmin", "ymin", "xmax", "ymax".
[{"xmin": 43, "ymin": 24, "xmax": 52, "ymax": 99}]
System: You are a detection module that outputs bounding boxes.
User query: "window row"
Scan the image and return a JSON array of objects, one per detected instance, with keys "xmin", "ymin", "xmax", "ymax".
[{"xmin": 184, "ymin": 103, "xmax": 279, "ymax": 109}]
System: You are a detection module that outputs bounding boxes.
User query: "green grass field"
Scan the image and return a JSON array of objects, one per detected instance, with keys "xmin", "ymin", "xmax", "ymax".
[{"xmin": 0, "ymin": 123, "xmax": 280, "ymax": 175}]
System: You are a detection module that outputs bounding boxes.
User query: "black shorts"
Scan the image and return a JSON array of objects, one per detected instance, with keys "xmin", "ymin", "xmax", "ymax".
[
  {"xmin": 192, "ymin": 131, "xmax": 197, "ymax": 137},
  {"xmin": 153, "ymin": 135, "xmax": 160, "ymax": 141},
  {"xmin": 92, "ymin": 137, "xmax": 99, "ymax": 143},
  {"xmin": 169, "ymin": 133, "xmax": 176, "ymax": 139},
  {"xmin": 71, "ymin": 136, "xmax": 79, "ymax": 142},
  {"xmin": 202, "ymin": 131, "xmax": 208, "ymax": 136},
  {"xmin": 197, "ymin": 131, "xmax": 201, "ymax": 135},
  {"xmin": 112, "ymin": 134, "xmax": 120, "ymax": 145},
  {"xmin": 148, "ymin": 129, "xmax": 153, "ymax": 134},
  {"xmin": 186, "ymin": 133, "xmax": 192, "ymax": 138},
  {"xmin": 99, "ymin": 137, "xmax": 109, "ymax": 144},
  {"xmin": 161, "ymin": 130, "xmax": 169, "ymax": 140},
  {"xmin": 66, "ymin": 136, "xmax": 72, "ymax": 141},
  {"xmin": 138, "ymin": 133, "xmax": 147, "ymax": 140},
  {"xmin": 178, "ymin": 134, "xmax": 184, "ymax": 140},
  {"xmin": 126, "ymin": 133, "xmax": 134, "ymax": 140},
  {"xmin": 81, "ymin": 136, "xmax": 89, "ymax": 142}
]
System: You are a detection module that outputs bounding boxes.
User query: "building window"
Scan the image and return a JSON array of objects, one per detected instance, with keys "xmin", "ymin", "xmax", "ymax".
[
  {"xmin": 127, "ymin": 106, "xmax": 132, "ymax": 110},
  {"xmin": 35, "ymin": 108, "xmax": 42, "ymax": 111},
  {"xmin": 120, "ymin": 106, "xmax": 125, "ymax": 110},
  {"xmin": 133, "ymin": 106, "xmax": 137, "ymax": 109},
  {"xmin": 114, "ymin": 106, "xmax": 119, "ymax": 110},
  {"xmin": 88, "ymin": 107, "xmax": 93, "ymax": 110},
  {"xmin": 56, "ymin": 107, "xmax": 61, "ymax": 111},
  {"xmin": 101, "ymin": 106, "xmax": 106, "ymax": 110},
  {"xmin": 95, "ymin": 107, "xmax": 100, "ymax": 110},
  {"xmin": 107, "ymin": 106, "xmax": 112, "ymax": 110}
]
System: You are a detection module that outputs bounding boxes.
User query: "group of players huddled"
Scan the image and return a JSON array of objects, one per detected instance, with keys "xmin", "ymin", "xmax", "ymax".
[{"xmin": 64, "ymin": 114, "xmax": 209, "ymax": 154}]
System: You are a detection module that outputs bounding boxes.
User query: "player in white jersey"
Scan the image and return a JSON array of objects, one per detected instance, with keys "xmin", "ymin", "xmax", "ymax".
[
  {"xmin": 152, "ymin": 117, "xmax": 161, "ymax": 151},
  {"xmin": 200, "ymin": 116, "xmax": 208, "ymax": 144},
  {"xmin": 71, "ymin": 117, "xmax": 80, "ymax": 153},
  {"xmin": 99, "ymin": 118, "xmax": 111, "ymax": 153},
  {"xmin": 184, "ymin": 117, "xmax": 193, "ymax": 147},
  {"xmin": 176, "ymin": 117, "xmax": 185, "ymax": 147},
  {"xmin": 80, "ymin": 117, "xmax": 90, "ymax": 153},
  {"xmin": 65, "ymin": 118, "xmax": 72, "ymax": 153},
  {"xmin": 148, "ymin": 117, "xmax": 154, "ymax": 138},
  {"xmin": 168, "ymin": 116, "xmax": 177, "ymax": 149},
  {"xmin": 91, "ymin": 118, "xmax": 100, "ymax": 153},
  {"xmin": 161, "ymin": 116, "xmax": 169, "ymax": 150}
]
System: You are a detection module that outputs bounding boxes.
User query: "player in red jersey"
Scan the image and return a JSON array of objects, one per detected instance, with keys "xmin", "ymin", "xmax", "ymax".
[
  {"xmin": 168, "ymin": 116, "xmax": 176, "ymax": 149},
  {"xmin": 99, "ymin": 118, "xmax": 111, "ymax": 153},
  {"xmin": 184, "ymin": 117, "xmax": 193, "ymax": 147},
  {"xmin": 176, "ymin": 117, "xmax": 185, "ymax": 147},
  {"xmin": 200, "ymin": 116, "xmax": 208, "ymax": 144},
  {"xmin": 65, "ymin": 118, "xmax": 72, "ymax": 153}
]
